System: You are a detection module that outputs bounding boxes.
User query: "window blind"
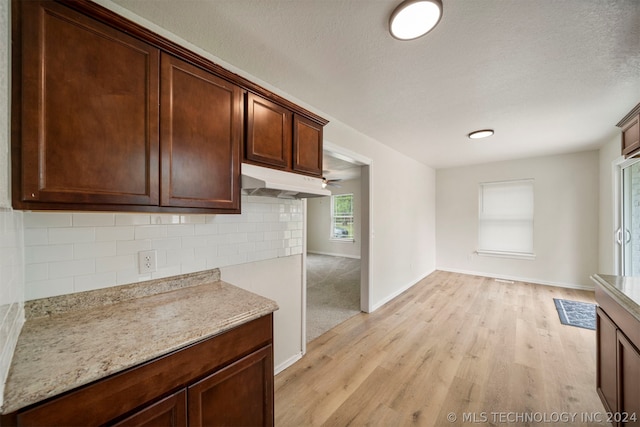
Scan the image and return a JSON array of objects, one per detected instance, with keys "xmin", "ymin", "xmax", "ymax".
[{"xmin": 478, "ymin": 179, "xmax": 534, "ymax": 257}]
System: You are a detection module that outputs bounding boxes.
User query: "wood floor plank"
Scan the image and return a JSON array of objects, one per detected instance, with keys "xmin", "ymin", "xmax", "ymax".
[{"xmin": 275, "ymin": 271, "xmax": 608, "ymax": 426}]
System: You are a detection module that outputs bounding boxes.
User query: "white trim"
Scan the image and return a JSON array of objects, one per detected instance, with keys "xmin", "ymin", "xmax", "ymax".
[
  {"xmin": 475, "ymin": 250, "xmax": 536, "ymax": 260},
  {"xmin": 274, "ymin": 352, "xmax": 303, "ymax": 375},
  {"xmin": 370, "ymin": 269, "xmax": 436, "ymax": 312},
  {"xmin": 437, "ymin": 267, "xmax": 594, "ymax": 291},
  {"xmin": 307, "ymin": 250, "xmax": 361, "ymax": 260}
]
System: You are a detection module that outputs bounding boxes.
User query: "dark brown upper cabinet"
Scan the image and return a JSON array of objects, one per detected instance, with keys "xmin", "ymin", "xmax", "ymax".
[
  {"xmin": 619, "ymin": 103, "xmax": 640, "ymax": 158},
  {"xmin": 14, "ymin": 0, "xmax": 161, "ymax": 208},
  {"xmin": 12, "ymin": 0, "xmax": 327, "ymax": 212},
  {"xmin": 160, "ymin": 54, "xmax": 242, "ymax": 210},
  {"xmin": 293, "ymin": 114, "xmax": 323, "ymax": 176},
  {"xmin": 245, "ymin": 93, "xmax": 326, "ymax": 177},
  {"xmin": 245, "ymin": 93, "xmax": 292, "ymax": 169}
]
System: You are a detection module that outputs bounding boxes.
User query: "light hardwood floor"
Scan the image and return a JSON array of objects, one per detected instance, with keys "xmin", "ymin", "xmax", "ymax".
[{"xmin": 275, "ymin": 271, "xmax": 608, "ymax": 426}]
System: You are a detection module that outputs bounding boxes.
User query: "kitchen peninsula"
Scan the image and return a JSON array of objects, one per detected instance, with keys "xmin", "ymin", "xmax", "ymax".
[
  {"xmin": 592, "ymin": 274, "xmax": 640, "ymax": 427},
  {"xmin": 0, "ymin": 269, "xmax": 278, "ymax": 426}
]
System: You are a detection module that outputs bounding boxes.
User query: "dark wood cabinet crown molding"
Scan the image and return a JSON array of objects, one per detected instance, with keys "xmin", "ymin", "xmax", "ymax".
[{"xmin": 617, "ymin": 102, "xmax": 640, "ymax": 128}]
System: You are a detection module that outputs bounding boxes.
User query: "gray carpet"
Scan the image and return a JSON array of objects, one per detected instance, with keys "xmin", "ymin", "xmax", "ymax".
[{"xmin": 306, "ymin": 253, "xmax": 361, "ymax": 342}]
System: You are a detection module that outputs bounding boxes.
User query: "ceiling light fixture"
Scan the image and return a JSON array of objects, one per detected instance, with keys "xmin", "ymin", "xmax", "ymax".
[
  {"xmin": 468, "ymin": 129, "xmax": 495, "ymax": 139},
  {"xmin": 389, "ymin": 0, "xmax": 443, "ymax": 41}
]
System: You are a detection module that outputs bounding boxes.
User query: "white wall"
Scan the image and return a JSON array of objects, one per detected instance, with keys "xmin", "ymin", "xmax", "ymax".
[
  {"xmin": 220, "ymin": 256, "xmax": 302, "ymax": 373},
  {"xmin": 436, "ymin": 150, "xmax": 599, "ymax": 289},
  {"xmin": 599, "ymin": 136, "xmax": 622, "ymax": 275},
  {"xmin": 0, "ymin": 0, "xmax": 26, "ymax": 409},
  {"xmin": 307, "ymin": 177, "xmax": 361, "ymax": 259},
  {"xmin": 323, "ymin": 125, "xmax": 437, "ymax": 310}
]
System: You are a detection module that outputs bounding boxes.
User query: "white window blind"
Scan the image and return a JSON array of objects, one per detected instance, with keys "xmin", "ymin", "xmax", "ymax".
[{"xmin": 478, "ymin": 179, "xmax": 534, "ymax": 258}]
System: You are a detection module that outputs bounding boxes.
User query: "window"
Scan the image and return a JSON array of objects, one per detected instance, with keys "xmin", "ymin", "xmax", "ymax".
[
  {"xmin": 331, "ymin": 194, "xmax": 354, "ymax": 240},
  {"xmin": 478, "ymin": 179, "xmax": 534, "ymax": 258}
]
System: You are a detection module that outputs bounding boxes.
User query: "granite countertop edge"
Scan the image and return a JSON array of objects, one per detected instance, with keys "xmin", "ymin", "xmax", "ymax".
[
  {"xmin": 591, "ymin": 274, "xmax": 640, "ymax": 322},
  {"xmin": 1, "ymin": 269, "xmax": 278, "ymax": 415}
]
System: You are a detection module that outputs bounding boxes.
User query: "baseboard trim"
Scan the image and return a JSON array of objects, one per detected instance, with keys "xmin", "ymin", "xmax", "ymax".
[
  {"xmin": 274, "ymin": 352, "xmax": 303, "ymax": 375},
  {"xmin": 370, "ymin": 269, "xmax": 437, "ymax": 312},
  {"xmin": 436, "ymin": 267, "xmax": 594, "ymax": 291},
  {"xmin": 306, "ymin": 250, "xmax": 361, "ymax": 260}
]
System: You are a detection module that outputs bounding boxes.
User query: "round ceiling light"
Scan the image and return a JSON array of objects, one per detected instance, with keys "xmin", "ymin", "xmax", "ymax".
[
  {"xmin": 468, "ymin": 129, "xmax": 495, "ymax": 139},
  {"xmin": 389, "ymin": 0, "xmax": 443, "ymax": 41}
]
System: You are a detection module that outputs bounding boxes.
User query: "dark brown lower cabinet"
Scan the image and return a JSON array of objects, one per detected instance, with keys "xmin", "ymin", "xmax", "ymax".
[
  {"xmin": 112, "ymin": 390, "xmax": 188, "ymax": 427},
  {"xmin": 597, "ymin": 307, "xmax": 618, "ymax": 413},
  {"xmin": 596, "ymin": 285, "xmax": 640, "ymax": 427},
  {"xmin": 0, "ymin": 315, "xmax": 274, "ymax": 427},
  {"xmin": 617, "ymin": 332, "xmax": 640, "ymax": 427}
]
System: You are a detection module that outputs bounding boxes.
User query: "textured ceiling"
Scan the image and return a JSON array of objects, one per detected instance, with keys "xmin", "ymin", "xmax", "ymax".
[{"xmin": 112, "ymin": 0, "xmax": 640, "ymax": 169}]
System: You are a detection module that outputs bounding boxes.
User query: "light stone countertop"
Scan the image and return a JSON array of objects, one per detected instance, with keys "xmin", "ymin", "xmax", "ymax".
[
  {"xmin": 591, "ymin": 274, "xmax": 640, "ymax": 322},
  {"xmin": 1, "ymin": 269, "xmax": 278, "ymax": 414}
]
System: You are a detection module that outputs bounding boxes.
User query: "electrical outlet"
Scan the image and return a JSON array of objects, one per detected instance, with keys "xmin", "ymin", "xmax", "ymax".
[{"xmin": 138, "ymin": 250, "xmax": 157, "ymax": 274}]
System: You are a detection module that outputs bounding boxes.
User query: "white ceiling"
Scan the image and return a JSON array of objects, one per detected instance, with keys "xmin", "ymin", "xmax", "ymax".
[{"xmin": 112, "ymin": 0, "xmax": 640, "ymax": 169}]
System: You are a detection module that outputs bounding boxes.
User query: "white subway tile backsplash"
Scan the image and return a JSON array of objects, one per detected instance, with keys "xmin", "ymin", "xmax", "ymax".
[
  {"xmin": 27, "ymin": 244, "xmax": 74, "ymax": 264},
  {"xmin": 134, "ymin": 225, "xmax": 167, "ymax": 240},
  {"xmin": 24, "ymin": 212, "xmax": 72, "ymax": 228},
  {"xmin": 49, "ymin": 259, "xmax": 95, "ymax": 279},
  {"xmin": 72, "ymin": 213, "xmax": 115, "ymax": 227},
  {"xmin": 180, "ymin": 215, "xmax": 206, "ymax": 224},
  {"xmin": 96, "ymin": 226, "xmax": 134, "ymax": 242},
  {"xmin": 24, "ymin": 228, "xmax": 48, "ymax": 246},
  {"xmin": 26, "ymin": 277, "xmax": 74, "ymax": 300},
  {"xmin": 74, "ymin": 272, "xmax": 117, "ymax": 293},
  {"xmin": 49, "ymin": 227, "xmax": 96, "ymax": 244},
  {"xmin": 150, "ymin": 237, "xmax": 182, "ymax": 251},
  {"xmin": 74, "ymin": 241, "xmax": 117, "ymax": 259},
  {"xmin": 116, "ymin": 239, "xmax": 151, "ymax": 255},
  {"xmin": 115, "ymin": 214, "xmax": 151, "ymax": 226},
  {"xmin": 193, "ymin": 223, "xmax": 218, "ymax": 236},
  {"xmin": 181, "ymin": 235, "xmax": 208, "ymax": 248},
  {"xmin": 23, "ymin": 198, "xmax": 304, "ymax": 299},
  {"xmin": 166, "ymin": 224, "xmax": 195, "ymax": 237},
  {"xmin": 25, "ymin": 263, "xmax": 48, "ymax": 282},
  {"xmin": 96, "ymin": 255, "xmax": 135, "ymax": 273}
]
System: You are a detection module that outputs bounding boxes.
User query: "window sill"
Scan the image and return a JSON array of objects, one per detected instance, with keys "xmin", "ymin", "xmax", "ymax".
[
  {"xmin": 330, "ymin": 238, "xmax": 355, "ymax": 243},
  {"xmin": 476, "ymin": 250, "xmax": 536, "ymax": 260}
]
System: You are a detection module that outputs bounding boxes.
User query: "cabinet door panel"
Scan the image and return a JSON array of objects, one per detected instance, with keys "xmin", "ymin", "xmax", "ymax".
[
  {"xmin": 617, "ymin": 332, "xmax": 640, "ymax": 426},
  {"xmin": 111, "ymin": 390, "xmax": 187, "ymax": 427},
  {"xmin": 18, "ymin": 1, "xmax": 159, "ymax": 206},
  {"xmin": 188, "ymin": 345, "xmax": 274, "ymax": 427},
  {"xmin": 622, "ymin": 115, "xmax": 640, "ymax": 157},
  {"xmin": 292, "ymin": 115, "xmax": 323, "ymax": 176},
  {"xmin": 245, "ymin": 93, "xmax": 292, "ymax": 169},
  {"xmin": 160, "ymin": 54, "xmax": 241, "ymax": 210},
  {"xmin": 597, "ymin": 307, "xmax": 618, "ymax": 414}
]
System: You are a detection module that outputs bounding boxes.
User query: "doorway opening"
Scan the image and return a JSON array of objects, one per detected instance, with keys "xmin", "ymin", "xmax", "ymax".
[{"xmin": 302, "ymin": 143, "xmax": 371, "ymax": 346}]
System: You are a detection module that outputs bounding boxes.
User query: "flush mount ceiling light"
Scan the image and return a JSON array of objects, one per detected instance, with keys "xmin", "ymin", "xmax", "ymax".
[
  {"xmin": 389, "ymin": 0, "xmax": 443, "ymax": 41},
  {"xmin": 468, "ymin": 129, "xmax": 494, "ymax": 139}
]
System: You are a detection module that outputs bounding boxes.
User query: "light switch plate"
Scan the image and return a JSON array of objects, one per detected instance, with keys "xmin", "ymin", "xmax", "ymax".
[{"xmin": 138, "ymin": 250, "xmax": 157, "ymax": 274}]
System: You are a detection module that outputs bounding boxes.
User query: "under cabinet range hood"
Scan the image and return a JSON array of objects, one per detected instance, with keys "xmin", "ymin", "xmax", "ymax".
[{"xmin": 241, "ymin": 163, "xmax": 331, "ymax": 199}]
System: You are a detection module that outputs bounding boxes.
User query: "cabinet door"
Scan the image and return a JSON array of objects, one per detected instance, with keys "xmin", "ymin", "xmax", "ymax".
[
  {"xmin": 188, "ymin": 346, "xmax": 274, "ymax": 427},
  {"xmin": 597, "ymin": 307, "xmax": 618, "ymax": 414},
  {"xmin": 292, "ymin": 115, "xmax": 323, "ymax": 176},
  {"xmin": 160, "ymin": 54, "xmax": 242, "ymax": 210},
  {"xmin": 111, "ymin": 390, "xmax": 187, "ymax": 427},
  {"xmin": 622, "ymin": 115, "xmax": 640, "ymax": 157},
  {"xmin": 245, "ymin": 93, "xmax": 292, "ymax": 169},
  {"xmin": 617, "ymin": 331, "xmax": 640, "ymax": 426},
  {"xmin": 16, "ymin": 1, "xmax": 160, "ymax": 207}
]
